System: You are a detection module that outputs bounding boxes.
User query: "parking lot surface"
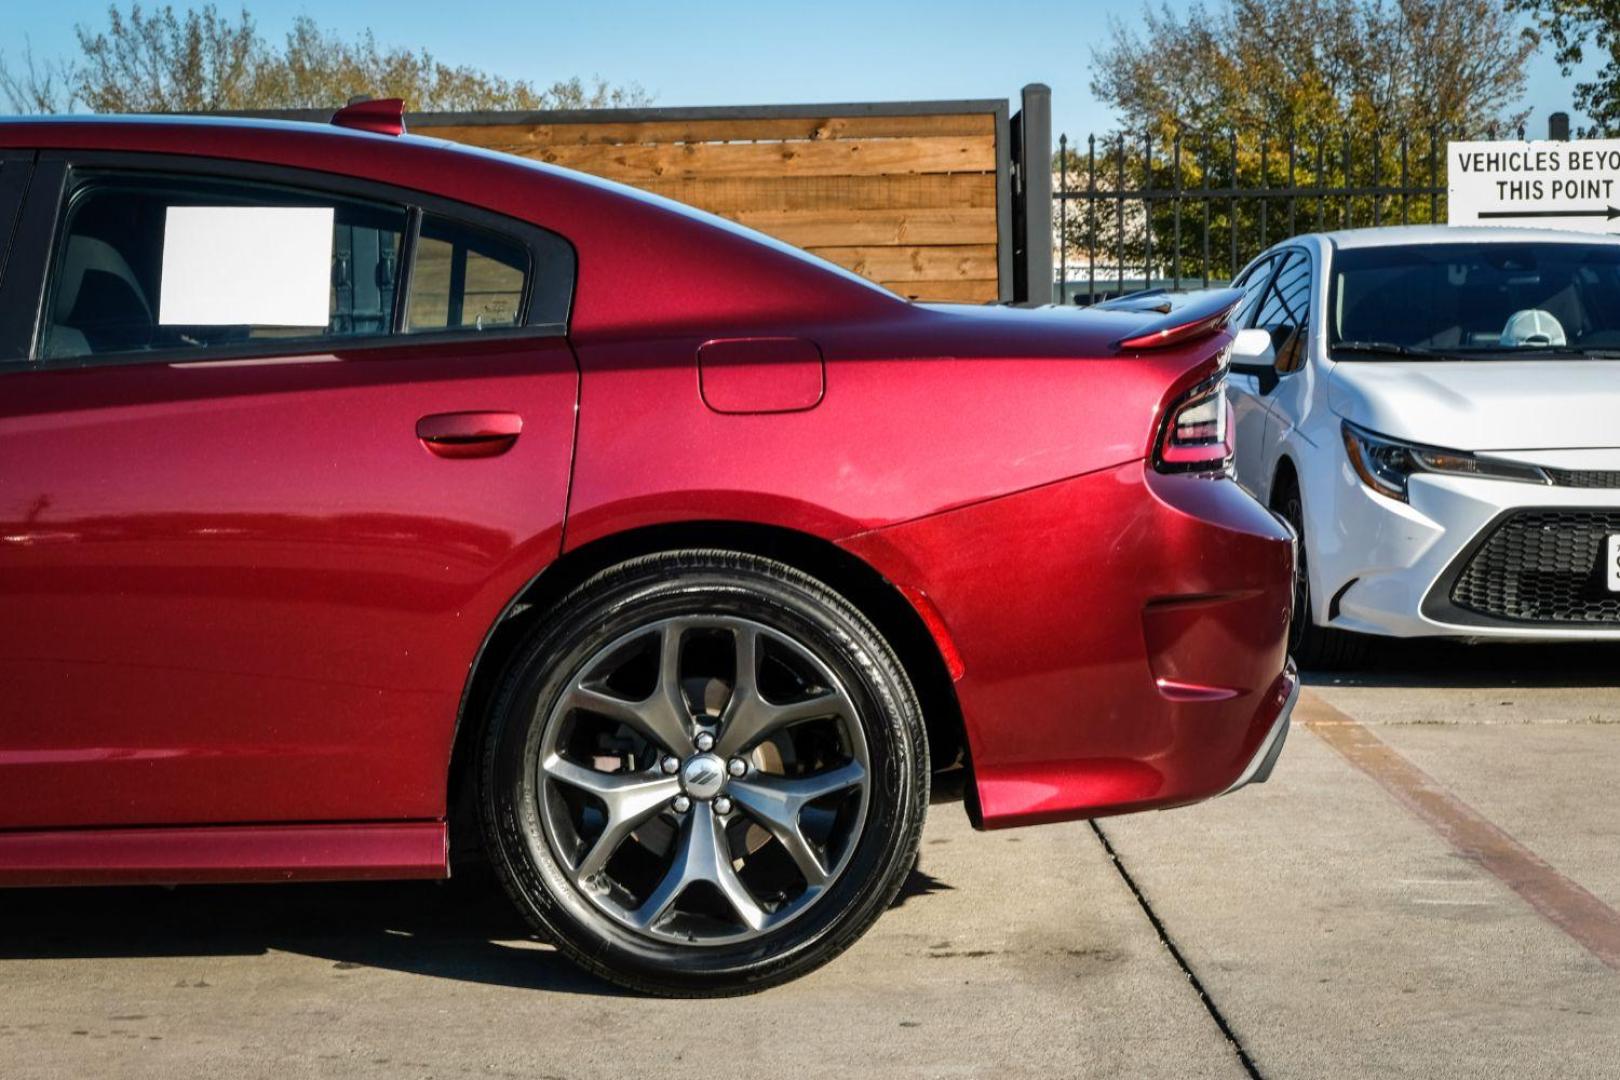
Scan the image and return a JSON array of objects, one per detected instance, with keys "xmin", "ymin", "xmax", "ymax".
[{"xmin": 3, "ymin": 642, "xmax": 1617, "ymax": 1079}]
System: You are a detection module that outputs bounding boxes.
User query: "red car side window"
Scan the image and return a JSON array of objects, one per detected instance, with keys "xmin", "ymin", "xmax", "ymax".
[
  {"xmin": 406, "ymin": 214, "xmax": 531, "ymax": 333},
  {"xmin": 40, "ymin": 172, "xmax": 409, "ymax": 362}
]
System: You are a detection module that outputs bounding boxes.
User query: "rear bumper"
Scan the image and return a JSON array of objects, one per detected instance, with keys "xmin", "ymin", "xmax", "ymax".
[
  {"xmin": 839, "ymin": 462, "xmax": 1296, "ymax": 829},
  {"xmin": 1221, "ymin": 661, "xmax": 1299, "ymax": 796}
]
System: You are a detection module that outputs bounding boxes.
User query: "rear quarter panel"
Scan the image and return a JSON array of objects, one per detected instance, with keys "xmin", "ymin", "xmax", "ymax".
[
  {"xmin": 564, "ymin": 304, "xmax": 1216, "ymax": 544},
  {"xmin": 565, "ymin": 302, "xmax": 1288, "ymax": 827}
]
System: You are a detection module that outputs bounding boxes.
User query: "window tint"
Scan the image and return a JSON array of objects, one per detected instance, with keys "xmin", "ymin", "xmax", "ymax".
[
  {"xmin": 1231, "ymin": 256, "xmax": 1276, "ymax": 328},
  {"xmin": 407, "ymin": 214, "xmax": 529, "ymax": 332},
  {"xmin": 1331, "ymin": 243, "xmax": 1620, "ymax": 354},
  {"xmin": 41, "ymin": 173, "xmax": 406, "ymax": 360},
  {"xmin": 1253, "ymin": 251, "xmax": 1310, "ymax": 333},
  {"xmin": 0, "ymin": 159, "xmax": 26, "ymax": 294}
]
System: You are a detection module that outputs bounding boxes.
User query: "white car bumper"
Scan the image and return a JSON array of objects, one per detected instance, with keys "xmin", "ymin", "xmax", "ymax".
[{"xmin": 1306, "ymin": 447, "xmax": 1620, "ymax": 640}]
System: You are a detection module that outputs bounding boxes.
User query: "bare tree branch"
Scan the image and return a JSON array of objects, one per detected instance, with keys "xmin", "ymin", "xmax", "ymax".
[
  {"xmin": 8, "ymin": 3, "xmax": 652, "ymax": 115},
  {"xmin": 0, "ymin": 40, "xmax": 77, "ymax": 114}
]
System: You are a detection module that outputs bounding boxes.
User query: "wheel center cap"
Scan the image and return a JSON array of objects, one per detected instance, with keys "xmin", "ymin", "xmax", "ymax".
[{"xmin": 680, "ymin": 753, "xmax": 726, "ymax": 800}]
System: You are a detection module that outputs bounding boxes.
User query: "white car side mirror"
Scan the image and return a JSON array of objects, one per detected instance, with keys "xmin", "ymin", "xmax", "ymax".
[
  {"xmin": 1229, "ymin": 327, "xmax": 1280, "ymax": 394},
  {"xmin": 1231, "ymin": 327, "xmax": 1276, "ymax": 365}
]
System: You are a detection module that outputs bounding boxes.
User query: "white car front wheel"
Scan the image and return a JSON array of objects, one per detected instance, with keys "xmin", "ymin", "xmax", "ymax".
[{"xmin": 1278, "ymin": 483, "xmax": 1371, "ymax": 669}]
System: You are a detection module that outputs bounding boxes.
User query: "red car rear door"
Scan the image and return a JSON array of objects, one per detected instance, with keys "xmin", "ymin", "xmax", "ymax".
[{"xmin": 0, "ymin": 154, "xmax": 578, "ymax": 830}]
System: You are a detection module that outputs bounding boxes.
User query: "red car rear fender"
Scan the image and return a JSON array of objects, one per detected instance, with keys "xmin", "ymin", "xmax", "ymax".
[{"xmin": 838, "ymin": 461, "xmax": 1293, "ymax": 829}]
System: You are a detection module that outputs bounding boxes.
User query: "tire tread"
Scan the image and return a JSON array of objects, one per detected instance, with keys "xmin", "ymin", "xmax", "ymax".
[{"xmin": 477, "ymin": 548, "xmax": 929, "ymax": 996}]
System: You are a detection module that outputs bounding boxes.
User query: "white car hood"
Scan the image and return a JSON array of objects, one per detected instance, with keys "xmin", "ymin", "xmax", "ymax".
[{"xmin": 1327, "ymin": 359, "xmax": 1620, "ymax": 452}]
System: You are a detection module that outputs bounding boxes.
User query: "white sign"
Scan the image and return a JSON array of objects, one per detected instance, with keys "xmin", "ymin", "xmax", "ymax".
[
  {"xmin": 159, "ymin": 206, "xmax": 334, "ymax": 326},
  {"xmin": 1448, "ymin": 140, "xmax": 1620, "ymax": 233}
]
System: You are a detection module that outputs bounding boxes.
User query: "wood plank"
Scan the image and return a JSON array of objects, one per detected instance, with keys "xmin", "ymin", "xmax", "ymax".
[
  {"xmin": 426, "ymin": 112, "xmax": 996, "ymax": 148},
  {"xmin": 807, "ymin": 244, "xmax": 999, "ymax": 281},
  {"xmin": 634, "ymin": 173, "xmax": 999, "ymax": 212},
  {"xmin": 731, "ymin": 207, "xmax": 996, "ymax": 247},
  {"xmin": 880, "ymin": 279, "xmax": 1000, "ymax": 303},
  {"xmin": 501, "ymin": 136, "xmax": 996, "ymax": 180},
  {"xmin": 422, "ymin": 109, "xmax": 1007, "ymax": 302}
]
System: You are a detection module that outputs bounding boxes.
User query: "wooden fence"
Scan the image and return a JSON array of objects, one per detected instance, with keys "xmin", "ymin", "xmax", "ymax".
[
  {"xmin": 250, "ymin": 97, "xmax": 1042, "ymax": 304},
  {"xmin": 410, "ymin": 102, "xmax": 1011, "ymax": 303}
]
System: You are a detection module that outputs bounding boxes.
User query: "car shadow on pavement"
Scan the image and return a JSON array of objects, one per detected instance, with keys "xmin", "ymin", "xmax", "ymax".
[
  {"xmin": 890, "ymin": 866, "xmax": 953, "ymax": 909},
  {"xmin": 0, "ymin": 867, "xmax": 627, "ymax": 995},
  {"xmin": 1302, "ymin": 638, "xmax": 1620, "ymax": 689},
  {"xmin": 0, "ymin": 860, "xmax": 956, "ymax": 992}
]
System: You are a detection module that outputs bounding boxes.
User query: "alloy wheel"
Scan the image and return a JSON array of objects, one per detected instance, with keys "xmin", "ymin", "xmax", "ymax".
[{"xmin": 533, "ymin": 615, "xmax": 871, "ymax": 946}]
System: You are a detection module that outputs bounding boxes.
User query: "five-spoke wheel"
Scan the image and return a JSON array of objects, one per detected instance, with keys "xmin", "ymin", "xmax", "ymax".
[
  {"xmin": 480, "ymin": 551, "xmax": 927, "ymax": 994},
  {"xmin": 537, "ymin": 615, "xmax": 870, "ymax": 944}
]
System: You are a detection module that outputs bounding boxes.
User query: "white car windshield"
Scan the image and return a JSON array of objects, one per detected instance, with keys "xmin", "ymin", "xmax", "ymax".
[{"xmin": 1330, "ymin": 242, "xmax": 1620, "ymax": 358}]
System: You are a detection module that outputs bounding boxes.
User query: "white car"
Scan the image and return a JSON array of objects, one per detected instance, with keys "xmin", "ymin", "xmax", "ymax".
[{"xmin": 1226, "ymin": 225, "xmax": 1620, "ymax": 665}]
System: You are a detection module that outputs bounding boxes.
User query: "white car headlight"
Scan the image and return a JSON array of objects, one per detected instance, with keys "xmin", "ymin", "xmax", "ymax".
[{"xmin": 1340, "ymin": 422, "xmax": 1550, "ymax": 502}]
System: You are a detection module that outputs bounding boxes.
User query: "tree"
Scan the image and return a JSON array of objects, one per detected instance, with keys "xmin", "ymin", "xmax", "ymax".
[
  {"xmin": 1092, "ymin": 0, "xmax": 1537, "ymax": 138},
  {"xmin": 1509, "ymin": 1, "xmax": 1620, "ymax": 135},
  {"xmin": 0, "ymin": 4, "xmax": 648, "ymax": 115},
  {"xmin": 72, "ymin": 4, "xmax": 260, "ymax": 112},
  {"xmin": 1067, "ymin": 0, "xmax": 1540, "ymax": 287},
  {"xmin": 240, "ymin": 15, "xmax": 650, "ymax": 112},
  {"xmin": 0, "ymin": 43, "xmax": 73, "ymax": 114}
]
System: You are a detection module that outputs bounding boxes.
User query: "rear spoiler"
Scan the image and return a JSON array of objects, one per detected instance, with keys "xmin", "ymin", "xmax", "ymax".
[{"xmin": 1101, "ymin": 288, "xmax": 1245, "ymax": 351}]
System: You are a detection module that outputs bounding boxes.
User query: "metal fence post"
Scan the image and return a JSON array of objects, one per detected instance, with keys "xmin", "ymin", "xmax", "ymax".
[
  {"xmin": 1116, "ymin": 134, "xmax": 1126, "ymax": 295},
  {"xmin": 1058, "ymin": 134, "xmax": 1069, "ymax": 303},
  {"xmin": 1172, "ymin": 133, "xmax": 1183, "ymax": 291},
  {"xmin": 1087, "ymin": 135, "xmax": 1097, "ymax": 305},
  {"xmin": 1010, "ymin": 83, "xmax": 1053, "ymax": 305}
]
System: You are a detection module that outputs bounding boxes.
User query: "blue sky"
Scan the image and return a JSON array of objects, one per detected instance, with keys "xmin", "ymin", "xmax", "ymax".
[{"xmin": 4, "ymin": 0, "xmax": 1590, "ymax": 137}]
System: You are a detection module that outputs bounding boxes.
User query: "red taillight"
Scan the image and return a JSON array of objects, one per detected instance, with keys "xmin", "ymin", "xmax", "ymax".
[{"xmin": 1153, "ymin": 368, "xmax": 1233, "ymax": 475}]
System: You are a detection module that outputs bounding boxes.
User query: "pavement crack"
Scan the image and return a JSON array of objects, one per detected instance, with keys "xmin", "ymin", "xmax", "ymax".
[{"xmin": 1091, "ymin": 821, "xmax": 1264, "ymax": 1080}]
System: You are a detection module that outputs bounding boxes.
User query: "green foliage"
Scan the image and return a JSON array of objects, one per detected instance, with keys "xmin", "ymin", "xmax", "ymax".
[
  {"xmin": 1509, "ymin": 0, "xmax": 1620, "ymax": 135},
  {"xmin": 0, "ymin": 4, "xmax": 649, "ymax": 114},
  {"xmin": 1092, "ymin": 0, "xmax": 1536, "ymax": 138},
  {"xmin": 1066, "ymin": 0, "xmax": 1540, "ymax": 289}
]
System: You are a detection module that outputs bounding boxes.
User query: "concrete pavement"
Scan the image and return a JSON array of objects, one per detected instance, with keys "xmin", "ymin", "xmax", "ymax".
[
  {"xmin": 3, "ymin": 639, "xmax": 1617, "ymax": 1078},
  {"xmin": 1103, "ymin": 640, "xmax": 1620, "ymax": 1079},
  {"xmin": 0, "ymin": 812, "xmax": 1245, "ymax": 1079}
]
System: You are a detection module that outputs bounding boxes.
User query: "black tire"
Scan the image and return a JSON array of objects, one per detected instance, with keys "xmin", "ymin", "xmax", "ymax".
[
  {"xmin": 1277, "ymin": 484, "xmax": 1372, "ymax": 671},
  {"xmin": 479, "ymin": 550, "xmax": 929, "ymax": 996}
]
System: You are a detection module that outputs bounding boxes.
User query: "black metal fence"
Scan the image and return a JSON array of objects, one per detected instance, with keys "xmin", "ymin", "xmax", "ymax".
[{"xmin": 1054, "ymin": 126, "xmax": 1502, "ymax": 305}]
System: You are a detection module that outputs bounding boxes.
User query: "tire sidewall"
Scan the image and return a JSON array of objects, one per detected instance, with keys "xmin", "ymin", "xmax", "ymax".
[
  {"xmin": 1282, "ymin": 488, "xmax": 1312, "ymax": 651},
  {"xmin": 481, "ymin": 555, "xmax": 926, "ymax": 992}
]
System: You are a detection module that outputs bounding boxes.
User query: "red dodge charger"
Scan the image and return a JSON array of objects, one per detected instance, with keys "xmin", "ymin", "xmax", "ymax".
[{"xmin": 0, "ymin": 102, "xmax": 1296, "ymax": 993}]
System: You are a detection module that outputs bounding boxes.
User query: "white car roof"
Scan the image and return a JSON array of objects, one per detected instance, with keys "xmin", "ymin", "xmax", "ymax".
[{"xmin": 1317, "ymin": 225, "xmax": 1620, "ymax": 250}]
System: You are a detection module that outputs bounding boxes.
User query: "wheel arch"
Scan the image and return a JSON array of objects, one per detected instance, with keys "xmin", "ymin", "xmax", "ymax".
[
  {"xmin": 1269, "ymin": 453, "xmax": 1321, "ymax": 625},
  {"xmin": 1270, "ymin": 454, "xmax": 1300, "ymax": 511},
  {"xmin": 445, "ymin": 520, "xmax": 967, "ymax": 860}
]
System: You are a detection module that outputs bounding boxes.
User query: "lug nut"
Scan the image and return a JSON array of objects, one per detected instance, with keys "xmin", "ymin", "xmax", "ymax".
[
  {"xmin": 694, "ymin": 731, "xmax": 715, "ymax": 752},
  {"xmin": 714, "ymin": 796, "xmax": 733, "ymax": 815},
  {"xmin": 727, "ymin": 758, "xmax": 747, "ymax": 778},
  {"xmin": 661, "ymin": 756, "xmax": 679, "ymax": 775},
  {"xmin": 672, "ymin": 795, "xmax": 691, "ymax": 813}
]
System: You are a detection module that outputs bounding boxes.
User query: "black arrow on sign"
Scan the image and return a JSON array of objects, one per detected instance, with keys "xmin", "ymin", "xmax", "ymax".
[{"xmin": 1479, "ymin": 206, "xmax": 1620, "ymax": 220}]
